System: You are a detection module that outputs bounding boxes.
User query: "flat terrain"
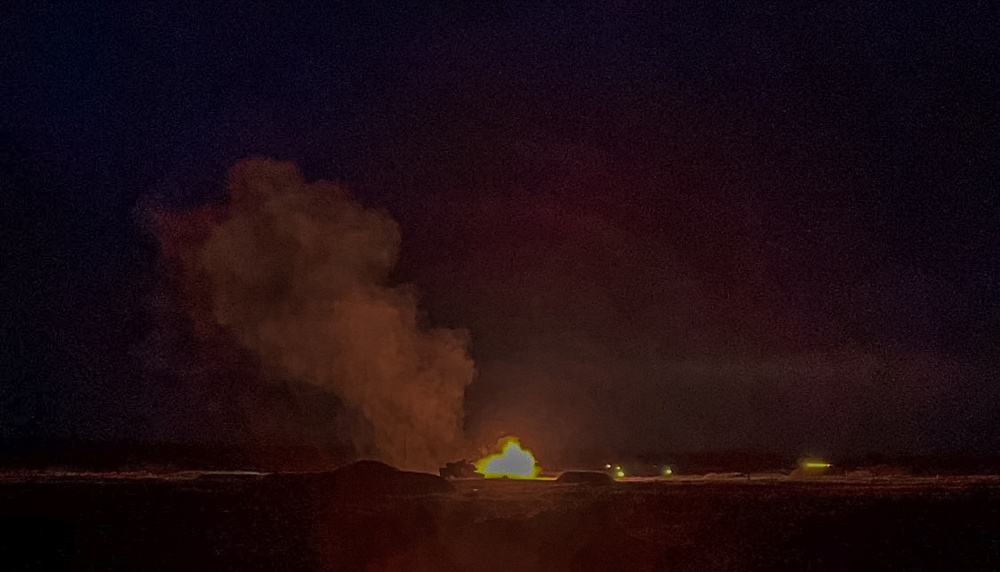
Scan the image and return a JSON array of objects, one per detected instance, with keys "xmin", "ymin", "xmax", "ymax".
[{"xmin": 1, "ymin": 472, "xmax": 998, "ymax": 571}]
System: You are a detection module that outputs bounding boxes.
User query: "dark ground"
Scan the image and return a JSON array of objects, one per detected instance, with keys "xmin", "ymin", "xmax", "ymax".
[{"xmin": 1, "ymin": 472, "xmax": 998, "ymax": 571}]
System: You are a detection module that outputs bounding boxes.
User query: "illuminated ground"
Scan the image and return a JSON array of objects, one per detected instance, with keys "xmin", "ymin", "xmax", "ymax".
[{"xmin": 1, "ymin": 471, "xmax": 998, "ymax": 570}]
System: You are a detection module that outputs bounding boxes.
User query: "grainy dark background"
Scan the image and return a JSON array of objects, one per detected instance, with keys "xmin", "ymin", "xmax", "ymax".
[{"xmin": 3, "ymin": 1, "xmax": 998, "ymax": 460}]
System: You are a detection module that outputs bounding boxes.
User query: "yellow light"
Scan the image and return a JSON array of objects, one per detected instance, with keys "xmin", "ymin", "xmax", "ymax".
[
  {"xmin": 474, "ymin": 437, "xmax": 541, "ymax": 479},
  {"xmin": 798, "ymin": 457, "xmax": 832, "ymax": 471},
  {"xmin": 804, "ymin": 462, "xmax": 831, "ymax": 469},
  {"xmin": 616, "ymin": 470, "xmax": 625, "ymax": 478},
  {"xmin": 662, "ymin": 467, "xmax": 673, "ymax": 476}
]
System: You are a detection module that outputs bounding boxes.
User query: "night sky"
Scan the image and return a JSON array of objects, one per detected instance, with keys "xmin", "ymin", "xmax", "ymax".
[{"xmin": 3, "ymin": 2, "xmax": 998, "ymax": 463}]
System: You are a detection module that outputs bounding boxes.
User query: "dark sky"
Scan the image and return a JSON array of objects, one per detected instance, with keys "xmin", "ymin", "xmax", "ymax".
[{"xmin": 3, "ymin": 1, "xmax": 998, "ymax": 460}]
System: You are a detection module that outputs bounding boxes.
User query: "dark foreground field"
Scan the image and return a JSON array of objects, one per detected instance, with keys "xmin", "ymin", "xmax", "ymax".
[{"xmin": 1, "ymin": 471, "xmax": 998, "ymax": 571}]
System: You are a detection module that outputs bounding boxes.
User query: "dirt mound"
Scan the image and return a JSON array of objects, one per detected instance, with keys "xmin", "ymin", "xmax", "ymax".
[
  {"xmin": 331, "ymin": 460, "xmax": 456, "ymax": 496},
  {"xmin": 263, "ymin": 461, "xmax": 455, "ymax": 497},
  {"xmin": 556, "ymin": 471, "xmax": 615, "ymax": 485},
  {"xmin": 334, "ymin": 459, "xmax": 400, "ymax": 480}
]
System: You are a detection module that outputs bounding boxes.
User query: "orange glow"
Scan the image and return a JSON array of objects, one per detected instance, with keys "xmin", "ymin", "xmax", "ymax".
[{"xmin": 474, "ymin": 436, "xmax": 541, "ymax": 479}]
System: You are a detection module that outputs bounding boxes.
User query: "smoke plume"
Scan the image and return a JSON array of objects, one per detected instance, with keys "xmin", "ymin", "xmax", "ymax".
[{"xmin": 155, "ymin": 158, "xmax": 475, "ymax": 469}]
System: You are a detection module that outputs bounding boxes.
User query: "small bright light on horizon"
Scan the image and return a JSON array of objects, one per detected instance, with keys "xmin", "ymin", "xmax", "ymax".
[
  {"xmin": 804, "ymin": 461, "xmax": 831, "ymax": 469},
  {"xmin": 799, "ymin": 457, "xmax": 832, "ymax": 471},
  {"xmin": 616, "ymin": 469, "xmax": 625, "ymax": 478}
]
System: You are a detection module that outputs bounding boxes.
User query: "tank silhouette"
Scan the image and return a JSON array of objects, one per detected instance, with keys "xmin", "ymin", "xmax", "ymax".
[{"xmin": 438, "ymin": 459, "xmax": 482, "ymax": 479}]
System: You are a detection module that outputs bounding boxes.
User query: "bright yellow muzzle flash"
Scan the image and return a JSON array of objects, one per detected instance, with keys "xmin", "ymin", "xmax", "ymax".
[{"xmin": 474, "ymin": 437, "xmax": 541, "ymax": 479}]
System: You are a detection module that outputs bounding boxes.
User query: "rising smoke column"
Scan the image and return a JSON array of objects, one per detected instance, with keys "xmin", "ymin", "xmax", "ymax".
[{"xmin": 155, "ymin": 158, "xmax": 475, "ymax": 469}]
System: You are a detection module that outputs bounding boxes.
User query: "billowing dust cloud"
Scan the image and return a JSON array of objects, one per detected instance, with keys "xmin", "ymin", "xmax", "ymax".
[{"xmin": 155, "ymin": 158, "xmax": 475, "ymax": 469}]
